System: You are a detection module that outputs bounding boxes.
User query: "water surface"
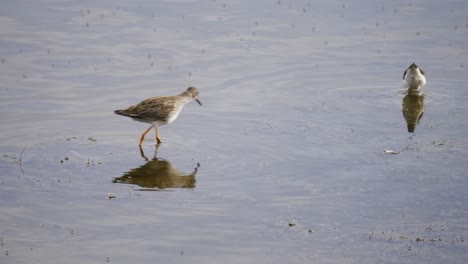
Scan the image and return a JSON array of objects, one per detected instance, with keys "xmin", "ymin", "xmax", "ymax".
[{"xmin": 1, "ymin": 0, "xmax": 467, "ymax": 263}]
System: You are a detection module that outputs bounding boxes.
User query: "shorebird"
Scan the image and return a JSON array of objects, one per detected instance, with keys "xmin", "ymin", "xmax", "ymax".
[
  {"xmin": 403, "ymin": 63, "xmax": 426, "ymax": 95},
  {"xmin": 115, "ymin": 87, "xmax": 202, "ymax": 145}
]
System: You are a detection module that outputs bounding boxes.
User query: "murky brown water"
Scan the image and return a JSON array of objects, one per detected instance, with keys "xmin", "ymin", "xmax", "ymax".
[{"xmin": 1, "ymin": 0, "xmax": 468, "ymax": 263}]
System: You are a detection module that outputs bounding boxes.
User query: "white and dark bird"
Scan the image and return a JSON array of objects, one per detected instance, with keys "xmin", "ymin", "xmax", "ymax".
[{"xmin": 403, "ymin": 63, "xmax": 426, "ymax": 95}]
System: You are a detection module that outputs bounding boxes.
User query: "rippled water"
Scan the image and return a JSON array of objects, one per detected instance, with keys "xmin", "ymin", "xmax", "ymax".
[{"xmin": 1, "ymin": 0, "xmax": 467, "ymax": 263}]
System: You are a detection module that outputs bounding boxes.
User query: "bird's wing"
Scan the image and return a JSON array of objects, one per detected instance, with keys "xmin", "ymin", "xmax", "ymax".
[
  {"xmin": 129, "ymin": 96, "xmax": 177, "ymax": 121},
  {"xmin": 419, "ymin": 68, "xmax": 426, "ymax": 76}
]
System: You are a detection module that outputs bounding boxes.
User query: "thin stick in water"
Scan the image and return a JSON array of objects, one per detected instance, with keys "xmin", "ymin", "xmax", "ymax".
[{"xmin": 19, "ymin": 146, "xmax": 27, "ymax": 175}]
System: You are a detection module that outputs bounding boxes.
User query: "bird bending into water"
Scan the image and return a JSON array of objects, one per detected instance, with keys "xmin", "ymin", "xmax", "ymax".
[
  {"xmin": 115, "ymin": 87, "xmax": 202, "ymax": 145},
  {"xmin": 403, "ymin": 63, "xmax": 426, "ymax": 95}
]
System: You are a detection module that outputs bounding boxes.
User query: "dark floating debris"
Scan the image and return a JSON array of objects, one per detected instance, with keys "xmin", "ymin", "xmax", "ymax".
[{"xmin": 384, "ymin": 150, "xmax": 400, "ymax": 155}]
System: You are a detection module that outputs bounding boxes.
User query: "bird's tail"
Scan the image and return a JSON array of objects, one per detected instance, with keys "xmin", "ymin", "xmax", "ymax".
[
  {"xmin": 114, "ymin": 109, "xmax": 139, "ymax": 118},
  {"xmin": 114, "ymin": 110, "xmax": 127, "ymax": 116}
]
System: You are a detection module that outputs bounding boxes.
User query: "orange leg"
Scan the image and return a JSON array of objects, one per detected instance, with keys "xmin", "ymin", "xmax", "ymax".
[
  {"xmin": 154, "ymin": 126, "xmax": 162, "ymax": 144},
  {"xmin": 139, "ymin": 125, "xmax": 153, "ymax": 146}
]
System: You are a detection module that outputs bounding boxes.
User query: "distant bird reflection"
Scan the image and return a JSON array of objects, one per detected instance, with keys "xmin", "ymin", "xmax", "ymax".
[
  {"xmin": 113, "ymin": 144, "xmax": 199, "ymax": 190},
  {"xmin": 402, "ymin": 94, "xmax": 425, "ymax": 133}
]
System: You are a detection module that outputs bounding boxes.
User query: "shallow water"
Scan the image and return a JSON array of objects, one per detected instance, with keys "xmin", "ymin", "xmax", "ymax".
[{"xmin": 1, "ymin": 0, "xmax": 468, "ymax": 263}]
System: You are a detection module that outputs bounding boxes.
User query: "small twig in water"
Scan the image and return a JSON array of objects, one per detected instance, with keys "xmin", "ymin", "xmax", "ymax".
[{"xmin": 19, "ymin": 146, "xmax": 27, "ymax": 175}]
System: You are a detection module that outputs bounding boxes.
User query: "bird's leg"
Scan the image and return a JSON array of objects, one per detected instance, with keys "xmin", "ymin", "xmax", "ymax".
[
  {"xmin": 154, "ymin": 126, "xmax": 162, "ymax": 144},
  {"xmin": 139, "ymin": 125, "xmax": 153, "ymax": 146}
]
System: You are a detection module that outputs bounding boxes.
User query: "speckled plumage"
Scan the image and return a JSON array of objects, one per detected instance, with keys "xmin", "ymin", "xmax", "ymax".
[
  {"xmin": 115, "ymin": 87, "xmax": 201, "ymax": 145},
  {"xmin": 116, "ymin": 96, "xmax": 184, "ymax": 124}
]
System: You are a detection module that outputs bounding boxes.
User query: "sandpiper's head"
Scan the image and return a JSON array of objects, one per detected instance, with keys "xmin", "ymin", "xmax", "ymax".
[
  {"xmin": 409, "ymin": 63, "xmax": 418, "ymax": 69},
  {"xmin": 185, "ymin": 86, "xmax": 202, "ymax": 106},
  {"xmin": 404, "ymin": 62, "xmax": 425, "ymax": 80}
]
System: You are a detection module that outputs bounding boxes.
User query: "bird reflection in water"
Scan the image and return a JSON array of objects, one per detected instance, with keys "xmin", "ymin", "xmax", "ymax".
[
  {"xmin": 402, "ymin": 93, "xmax": 425, "ymax": 133},
  {"xmin": 113, "ymin": 144, "xmax": 200, "ymax": 190}
]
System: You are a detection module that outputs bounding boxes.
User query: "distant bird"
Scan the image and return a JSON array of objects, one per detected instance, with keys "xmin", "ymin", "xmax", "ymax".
[
  {"xmin": 403, "ymin": 63, "xmax": 426, "ymax": 95},
  {"xmin": 115, "ymin": 87, "xmax": 202, "ymax": 145}
]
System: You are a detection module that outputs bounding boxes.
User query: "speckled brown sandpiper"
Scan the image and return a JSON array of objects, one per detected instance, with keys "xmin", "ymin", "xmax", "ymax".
[{"xmin": 115, "ymin": 87, "xmax": 202, "ymax": 145}]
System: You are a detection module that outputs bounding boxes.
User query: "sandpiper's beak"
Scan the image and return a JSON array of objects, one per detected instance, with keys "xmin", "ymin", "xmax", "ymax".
[{"xmin": 195, "ymin": 99, "xmax": 202, "ymax": 106}]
